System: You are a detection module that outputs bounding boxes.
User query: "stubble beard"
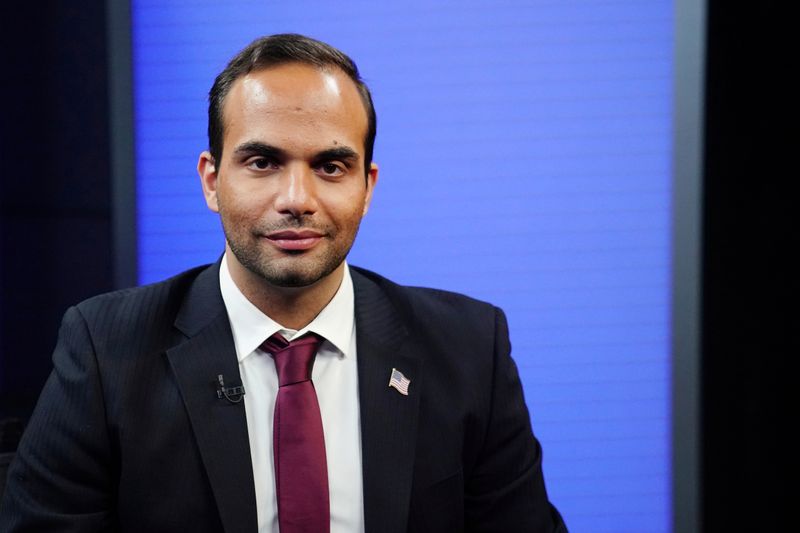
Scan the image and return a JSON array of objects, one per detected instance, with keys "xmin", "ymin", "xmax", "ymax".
[{"xmin": 220, "ymin": 211, "xmax": 360, "ymax": 289}]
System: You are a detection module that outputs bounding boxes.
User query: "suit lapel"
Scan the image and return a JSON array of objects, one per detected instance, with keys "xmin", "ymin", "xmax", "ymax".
[
  {"xmin": 166, "ymin": 263, "xmax": 258, "ymax": 533},
  {"xmin": 352, "ymin": 269, "xmax": 423, "ymax": 533}
]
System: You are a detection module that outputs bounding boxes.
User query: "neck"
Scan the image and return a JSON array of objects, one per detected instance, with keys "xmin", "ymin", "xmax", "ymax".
[{"xmin": 225, "ymin": 253, "xmax": 345, "ymax": 330}]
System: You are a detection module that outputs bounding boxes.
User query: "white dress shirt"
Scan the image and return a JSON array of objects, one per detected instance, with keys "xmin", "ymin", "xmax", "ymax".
[{"xmin": 219, "ymin": 256, "xmax": 365, "ymax": 533}]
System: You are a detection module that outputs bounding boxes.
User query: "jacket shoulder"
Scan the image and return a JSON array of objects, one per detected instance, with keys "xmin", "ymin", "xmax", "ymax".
[
  {"xmin": 76, "ymin": 264, "xmax": 209, "ymax": 314},
  {"xmin": 349, "ymin": 265, "xmax": 500, "ymax": 328},
  {"xmin": 69, "ymin": 264, "xmax": 213, "ymax": 345}
]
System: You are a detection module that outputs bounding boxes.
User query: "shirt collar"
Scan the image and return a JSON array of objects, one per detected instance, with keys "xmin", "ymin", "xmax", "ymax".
[{"xmin": 219, "ymin": 254, "xmax": 355, "ymax": 362}]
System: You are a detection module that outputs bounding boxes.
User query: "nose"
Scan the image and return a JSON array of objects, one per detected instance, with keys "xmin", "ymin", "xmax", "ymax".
[{"xmin": 273, "ymin": 163, "xmax": 318, "ymax": 219}]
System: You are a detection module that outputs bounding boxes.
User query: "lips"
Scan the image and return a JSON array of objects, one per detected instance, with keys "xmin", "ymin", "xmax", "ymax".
[{"xmin": 265, "ymin": 229, "xmax": 324, "ymax": 251}]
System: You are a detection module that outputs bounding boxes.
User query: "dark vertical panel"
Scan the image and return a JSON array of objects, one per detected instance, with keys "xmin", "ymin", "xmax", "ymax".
[
  {"xmin": 0, "ymin": 1, "xmax": 114, "ymax": 421},
  {"xmin": 672, "ymin": 1, "xmax": 705, "ymax": 532},
  {"xmin": 107, "ymin": 0, "xmax": 137, "ymax": 289},
  {"xmin": 702, "ymin": 1, "xmax": 793, "ymax": 530}
]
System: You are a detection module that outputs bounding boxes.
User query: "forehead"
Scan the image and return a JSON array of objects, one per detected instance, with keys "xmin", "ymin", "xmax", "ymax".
[{"xmin": 221, "ymin": 63, "xmax": 368, "ymax": 152}]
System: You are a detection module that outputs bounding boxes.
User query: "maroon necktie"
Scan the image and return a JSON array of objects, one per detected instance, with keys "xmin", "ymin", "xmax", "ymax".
[{"xmin": 262, "ymin": 333, "xmax": 330, "ymax": 533}]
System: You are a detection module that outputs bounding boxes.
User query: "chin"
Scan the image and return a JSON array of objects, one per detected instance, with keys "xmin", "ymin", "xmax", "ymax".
[{"xmin": 249, "ymin": 257, "xmax": 344, "ymax": 290}]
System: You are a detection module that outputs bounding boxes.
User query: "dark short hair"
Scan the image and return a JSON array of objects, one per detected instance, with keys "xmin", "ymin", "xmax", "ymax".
[{"xmin": 207, "ymin": 33, "xmax": 377, "ymax": 174}]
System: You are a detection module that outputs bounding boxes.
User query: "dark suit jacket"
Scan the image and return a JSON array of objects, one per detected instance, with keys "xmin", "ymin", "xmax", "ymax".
[{"xmin": 0, "ymin": 263, "xmax": 565, "ymax": 532}]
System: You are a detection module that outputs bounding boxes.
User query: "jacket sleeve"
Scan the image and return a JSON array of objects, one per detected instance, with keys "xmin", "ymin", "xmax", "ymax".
[
  {"xmin": 0, "ymin": 305, "xmax": 116, "ymax": 532},
  {"xmin": 464, "ymin": 307, "xmax": 567, "ymax": 533}
]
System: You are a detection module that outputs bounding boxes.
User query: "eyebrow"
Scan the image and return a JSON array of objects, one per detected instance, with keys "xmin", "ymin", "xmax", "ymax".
[
  {"xmin": 232, "ymin": 141, "xmax": 360, "ymax": 165},
  {"xmin": 233, "ymin": 141, "xmax": 286, "ymax": 159},
  {"xmin": 313, "ymin": 147, "xmax": 360, "ymax": 165}
]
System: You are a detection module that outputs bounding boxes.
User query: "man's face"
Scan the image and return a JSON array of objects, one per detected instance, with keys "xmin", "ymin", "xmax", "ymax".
[{"xmin": 199, "ymin": 63, "xmax": 377, "ymax": 289}]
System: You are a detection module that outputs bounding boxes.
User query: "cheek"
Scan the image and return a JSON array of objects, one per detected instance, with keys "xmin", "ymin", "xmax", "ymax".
[
  {"xmin": 218, "ymin": 184, "xmax": 267, "ymax": 220},
  {"xmin": 332, "ymin": 197, "xmax": 368, "ymax": 230}
]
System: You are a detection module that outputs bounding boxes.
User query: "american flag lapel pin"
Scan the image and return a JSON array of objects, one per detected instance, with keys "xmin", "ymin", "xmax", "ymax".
[{"xmin": 388, "ymin": 368, "xmax": 411, "ymax": 396}]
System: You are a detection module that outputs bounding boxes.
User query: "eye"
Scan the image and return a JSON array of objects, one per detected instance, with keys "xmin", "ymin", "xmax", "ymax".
[
  {"xmin": 246, "ymin": 157, "xmax": 278, "ymax": 171},
  {"xmin": 318, "ymin": 162, "xmax": 346, "ymax": 177}
]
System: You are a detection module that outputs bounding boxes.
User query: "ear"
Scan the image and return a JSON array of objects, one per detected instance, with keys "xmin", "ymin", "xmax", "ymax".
[
  {"xmin": 362, "ymin": 162, "xmax": 379, "ymax": 216},
  {"xmin": 198, "ymin": 151, "xmax": 220, "ymax": 213}
]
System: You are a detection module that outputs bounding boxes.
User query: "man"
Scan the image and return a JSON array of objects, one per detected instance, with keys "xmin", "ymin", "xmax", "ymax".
[{"xmin": 0, "ymin": 34, "xmax": 566, "ymax": 532}]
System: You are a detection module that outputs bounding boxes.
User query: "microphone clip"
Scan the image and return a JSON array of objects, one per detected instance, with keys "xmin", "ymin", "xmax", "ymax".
[{"xmin": 216, "ymin": 374, "xmax": 246, "ymax": 404}]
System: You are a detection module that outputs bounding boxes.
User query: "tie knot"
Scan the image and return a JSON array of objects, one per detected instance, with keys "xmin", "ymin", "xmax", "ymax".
[{"xmin": 262, "ymin": 333, "xmax": 323, "ymax": 387}]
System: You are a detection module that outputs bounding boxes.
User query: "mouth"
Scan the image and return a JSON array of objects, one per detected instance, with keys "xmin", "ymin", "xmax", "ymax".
[{"xmin": 264, "ymin": 229, "xmax": 325, "ymax": 251}]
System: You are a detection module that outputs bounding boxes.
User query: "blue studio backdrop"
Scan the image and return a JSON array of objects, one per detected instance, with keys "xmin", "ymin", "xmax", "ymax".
[{"xmin": 133, "ymin": 1, "xmax": 673, "ymax": 531}]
